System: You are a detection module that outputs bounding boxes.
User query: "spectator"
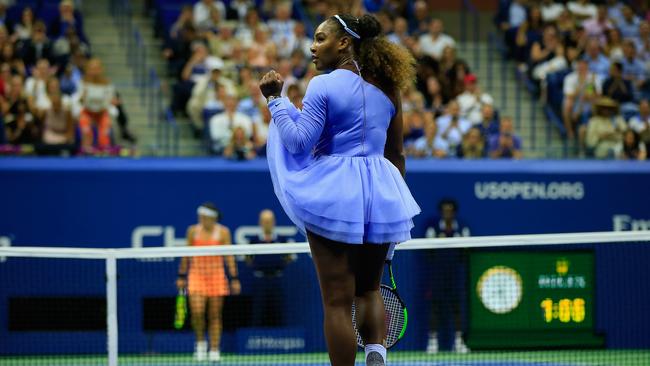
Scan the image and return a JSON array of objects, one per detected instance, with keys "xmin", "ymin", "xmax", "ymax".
[
  {"xmin": 289, "ymin": 48, "xmax": 308, "ymax": 79},
  {"xmin": 438, "ymin": 46, "xmax": 457, "ymax": 79},
  {"xmin": 499, "ymin": 0, "xmax": 527, "ymax": 31},
  {"xmin": 540, "ymin": 0, "xmax": 566, "ymax": 23},
  {"xmin": 629, "ymin": 99, "xmax": 650, "ymax": 144},
  {"xmin": 245, "ymin": 209, "xmax": 294, "ymax": 327},
  {"xmin": 277, "ymin": 58, "xmax": 298, "ymax": 96},
  {"xmin": 409, "ymin": 0, "xmax": 431, "ymax": 36},
  {"xmin": 268, "ymin": 2, "xmax": 296, "ymax": 59},
  {"xmin": 616, "ymin": 129, "xmax": 646, "ymax": 160},
  {"xmin": 423, "ymin": 76, "xmax": 446, "ymax": 117},
  {"xmin": 206, "ymin": 24, "xmax": 237, "ymax": 61},
  {"xmin": 228, "ymin": 0, "xmax": 254, "ymax": 22},
  {"xmin": 237, "ymin": 80, "xmax": 265, "ymax": 121},
  {"xmin": 197, "ymin": 7, "xmax": 223, "ymax": 34},
  {"xmin": 387, "ymin": 17, "xmax": 415, "ymax": 50},
  {"xmin": 444, "ymin": 60, "xmax": 470, "ymax": 100},
  {"xmin": 585, "ymin": 97, "xmax": 626, "ymax": 158},
  {"xmin": 403, "ymin": 108, "xmax": 428, "ymax": 147},
  {"xmin": 602, "ymin": 62, "xmax": 634, "ymax": 105},
  {"xmin": 223, "ymin": 126, "xmax": 256, "ymax": 160},
  {"xmin": 208, "ymin": 94, "xmax": 253, "ymax": 154},
  {"xmin": 512, "ymin": 5, "xmax": 544, "ymax": 66},
  {"xmin": 1, "ymin": 42, "xmax": 25, "ymax": 76},
  {"xmin": 286, "ymin": 83, "xmax": 303, "ymax": 110},
  {"xmin": 9, "ymin": 7, "xmax": 35, "ymax": 41},
  {"xmin": 1, "ymin": 75, "xmax": 37, "ymax": 145},
  {"xmin": 187, "ymin": 59, "xmax": 235, "ymax": 134},
  {"xmin": 620, "ymin": 40, "xmax": 646, "ymax": 91},
  {"xmin": 247, "ymin": 25, "xmax": 277, "ymax": 70},
  {"xmin": 0, "ymin": 62, "xmax": 11, "ymax": 97},
  {"xmin": 616, "ymin": 5, "xmax": 641, "ymax": 40},
  {"xmin": 76, "ymin": 58, "xmax": 115, "ymax": 149},
  {"xmin": 50, "ymin": 0, "xmax": 87, "ymax": 44},
  {"xmin": 169, "ymin": 5, "xmax": 194, "ymax": 41},
  {"xmin": 0, "ymin": 1, "xmax": 10, "ymax": 28},
  {"xmin": 424, "ymin": 198, "xmax": 470, "ymax": 354},
  {"xmin": 567, "ymin": 0, "xmax": 598, "ymax": 20},
  {"xmin": 17, "ymin": 21, "xmax": 53, "ymax": 68},
  {"xmin": 488, "ymin": 116, "xmax": 523, "ymax": 159},
  {"xmin": 474, "ymin": 103, "xmax": 500, "ymax": 138},
  {"xmin": 194, "ymin": 0, "xmax": 226, "ymax": 30},
  {"xmin": 604, "ymin": 27, "xmax": 624, "ymax": 60},
  {"xmin": 37, "ymin": 78, "xmax": 75, "ymax": 153},
  {"xmin": 583, "ymin": 37, "xmax": 611, "ymax": 79},
  {"xmin": 410, "ymin": 119, "xmax": 448, "ymax": 158},
  {"xmin": 59, "ymin": 49, "xmax": 84, "ymax": 95},
  {"xmin": 556, "ymin": 9, "xmax": 577, "ymax": 39},
  {"xmin": 417, "ymin": 18, "xmax": 455, "ymax": 60},
  {"xmin": 235, "ymin": 8, "xmax": 262, "ymax": 49},
  {"xmin": 52, "ymin": 25, "xmax": 91, "ymax": 68},
  {"xmin": 24, "ymin": 59, "xmax": 53, "ymax": 112},
  {"xmin": 253, "ymin": 100, "xmax": 271, "ymax": 154},
  {"xmin": 530, "ymin": 25, "xmax": 568, "ymax": 82},
  {"xmin": 436, "ymin": 100, "xmax": 472, "ymax": 155},
  {"xmin": 635, "ymin": 21, "xmax": 650, "ymax": 61},
  {"xmin": 164, "ymin": 22, "xmax": 198, "ymax": 78},
  {"xmin": 456, "ymin": 74, "xmax": 494, "ymax": 125},
  {"xmin": 562, "ymin": 58, "xmax": 602, "ymax": 139},
  {"xmin": 457, "ymin": 127, "xmax": 486, "ymax": 159},
  {"xmin": 172, "ymin": 43, "xmax": 220, "ymax": 114},
  {"xmin": 582, "ymin": 5, "xmax": 613, "ymax": 46},
  {"xmin": 606, "ymin": 0, "xmax": 625, "ymax": 25},
  {"xmin": 287, "ymin": 22, "xmax": 313, "ymax": 59}
]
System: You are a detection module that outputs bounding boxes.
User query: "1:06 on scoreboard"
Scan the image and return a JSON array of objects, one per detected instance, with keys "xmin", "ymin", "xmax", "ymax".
[{"xmin": 540, "ymin": 298, "xmax": 586, "ymax": 323}]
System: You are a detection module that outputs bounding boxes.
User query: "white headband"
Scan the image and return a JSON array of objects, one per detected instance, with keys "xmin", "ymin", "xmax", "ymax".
[
  {"xmin": 197, "ymin": 206, "xmax": 218, "ymax": 218},
  {"xmin": 334, "ymin": 15, "xmax": 361, "ymax": 40}
]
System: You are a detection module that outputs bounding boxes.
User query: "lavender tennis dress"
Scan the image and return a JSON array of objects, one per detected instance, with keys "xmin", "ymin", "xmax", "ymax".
[{"xmin": 267, "ymin": 69, "xmax": 420, "ymax": 244}]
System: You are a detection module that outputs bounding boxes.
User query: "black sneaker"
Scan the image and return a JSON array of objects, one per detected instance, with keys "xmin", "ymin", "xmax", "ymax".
[{"xmin": 366, "ymin": 351, "xmax": 385, "ymax": 366}]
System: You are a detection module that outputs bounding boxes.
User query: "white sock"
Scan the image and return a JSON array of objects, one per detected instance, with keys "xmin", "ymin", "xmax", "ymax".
[{"xmin": 365, "ymin": 344, "xmax": 386, "ymax": 365}]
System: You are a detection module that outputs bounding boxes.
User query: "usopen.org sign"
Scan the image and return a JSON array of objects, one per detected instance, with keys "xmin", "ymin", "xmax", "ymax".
[{"xmin": 474, "ymin": 181, "xmax": 585, "ymax": 200}]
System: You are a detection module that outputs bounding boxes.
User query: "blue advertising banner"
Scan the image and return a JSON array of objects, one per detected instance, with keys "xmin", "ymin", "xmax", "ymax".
[{"xmin": 0, "ymin": 158, "xmax": 649, "ymax": 354}]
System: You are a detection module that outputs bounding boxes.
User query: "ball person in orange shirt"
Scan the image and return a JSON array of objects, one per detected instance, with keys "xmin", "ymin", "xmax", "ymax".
[{"xmin": 176, "ymin": 202, "xmax": 241, "ymax": 362}]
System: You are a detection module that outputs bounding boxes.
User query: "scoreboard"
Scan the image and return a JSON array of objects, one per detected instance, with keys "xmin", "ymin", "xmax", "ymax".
[{"xmin": 467, "ymin": 251, "xmax": 604, "ymax": 349}]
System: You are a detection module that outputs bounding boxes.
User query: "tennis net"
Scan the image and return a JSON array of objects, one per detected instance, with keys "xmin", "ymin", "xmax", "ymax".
[{"xmin": 0, "ymin": 231, "xmax": 649, "ymax": 366}]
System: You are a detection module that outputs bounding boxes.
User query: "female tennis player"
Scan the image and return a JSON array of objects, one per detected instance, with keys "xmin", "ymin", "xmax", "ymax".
[
  {"xmin": 260, "ymin": 14, "xmax": 420, "ymax": 366},
  {"xmin": 176, "ymin": 203, "xmax": 240, "ymax": 362}
]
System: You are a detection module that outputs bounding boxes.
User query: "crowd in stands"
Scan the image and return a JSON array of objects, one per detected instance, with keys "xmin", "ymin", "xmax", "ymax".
[
  {"xmin": 162, "ymin": 0, "xmax": 524, "ymax": 160},
  {"xmin": 497, "ymin": 0, "xmax": 649, "ymax": 160},
  {"xmin": 0, "ymin": 0, "xmax": 135, "ymax": 156}
]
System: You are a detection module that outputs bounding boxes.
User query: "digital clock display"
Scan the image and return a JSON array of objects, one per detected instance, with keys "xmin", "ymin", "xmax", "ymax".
[{"xmin": 468, "ymin": 251, "xmax": 602, "ymax": 348}]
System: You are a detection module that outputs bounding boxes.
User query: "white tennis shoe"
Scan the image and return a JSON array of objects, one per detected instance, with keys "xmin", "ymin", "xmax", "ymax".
[
  {"xmin": 209, "ymin": 349, "xmax": 221, "ymax": 362},
  {"xmin": 454, "ymin": 334, "xmax": 470, "ymax": 354},
  {"xmin": 426, "ymin": 333, "xmax": 439, "ymax": 354},
  {"xmin": 194, "ymin": 341, "xmax": 208, "ymax": 361}
]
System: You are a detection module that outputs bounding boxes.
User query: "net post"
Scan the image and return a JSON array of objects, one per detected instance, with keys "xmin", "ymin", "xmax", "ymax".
[{"xmin": 106, "ymin": 254, "xmax": 118, "ymax": 366}]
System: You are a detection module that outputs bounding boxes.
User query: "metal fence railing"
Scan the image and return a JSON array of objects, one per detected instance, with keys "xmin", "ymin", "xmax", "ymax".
[
  {"xmin": 461, "ymin": 0, "xmax": 568, "ymax": 158},
  {"xmin": 109, "ymin": 0, "xmax": 179, "ymax": 156}
]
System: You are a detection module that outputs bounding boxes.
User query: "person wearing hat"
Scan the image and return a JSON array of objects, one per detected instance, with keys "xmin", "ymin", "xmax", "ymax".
[
  {"xmin": 585, "ymin": 97, "xmax": 627, "ymax": 158},
  {"xmin": 456, "ymin": 73, "xmax": 494, "ymax": 125},
  {"xmin": 186, "ymin": 57, "xmax": 235, "ymax": 135}
]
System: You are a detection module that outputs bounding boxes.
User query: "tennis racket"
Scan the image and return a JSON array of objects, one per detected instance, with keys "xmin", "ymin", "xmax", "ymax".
[
  {"xmin": 351, "ymin": 259, "xmax": 408, "ymax": 349},
  {"xmin": 174, "ymin": 288, "xmax": 187, "ymax": 329}
]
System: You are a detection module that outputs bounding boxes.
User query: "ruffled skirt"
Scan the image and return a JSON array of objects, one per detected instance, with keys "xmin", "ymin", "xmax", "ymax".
[{"xmin": 266, "ymin": 106, "xmax": 420, "ymax": 244}]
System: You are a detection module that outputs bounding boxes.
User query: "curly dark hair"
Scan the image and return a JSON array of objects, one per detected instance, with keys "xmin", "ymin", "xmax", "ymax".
[{"xmin": 328, "ymin": 14, "xmax": 416, "ymax": 93}]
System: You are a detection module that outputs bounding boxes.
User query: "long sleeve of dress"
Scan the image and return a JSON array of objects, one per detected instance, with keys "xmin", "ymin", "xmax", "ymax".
[{"xmin": 268, "ymin": 76, "xmax": 327, "ymax": 154}]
